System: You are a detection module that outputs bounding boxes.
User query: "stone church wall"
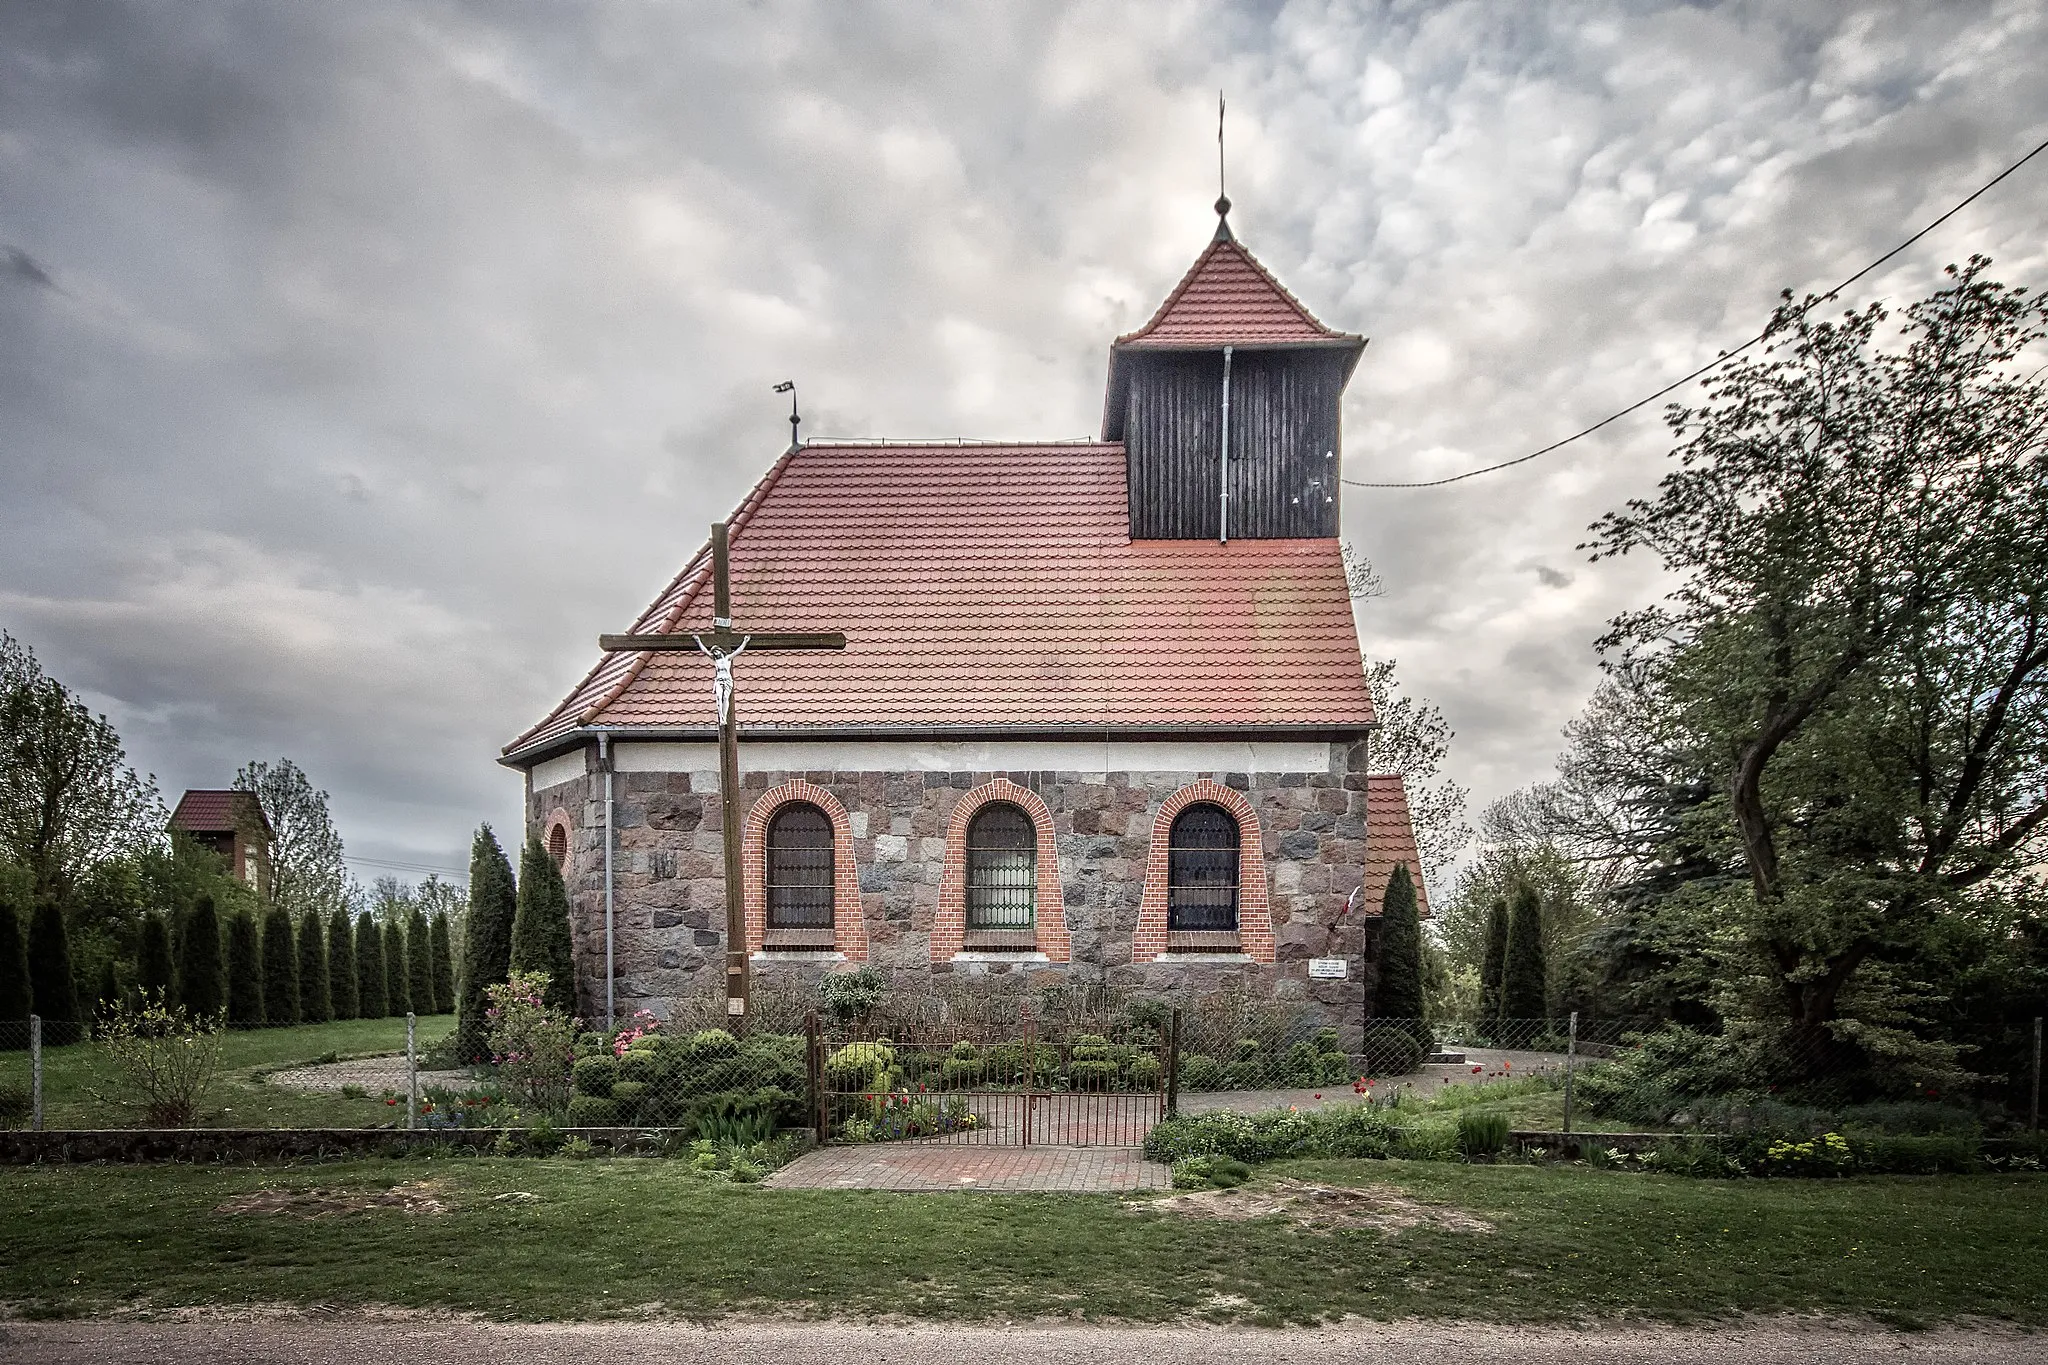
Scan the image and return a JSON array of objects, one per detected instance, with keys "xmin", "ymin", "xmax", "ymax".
[{"xmin": 526, "ymin": 738, "xmax": 1383, "ymax": 1047}]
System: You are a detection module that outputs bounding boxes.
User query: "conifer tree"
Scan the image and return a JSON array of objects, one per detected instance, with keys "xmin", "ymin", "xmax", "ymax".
[
  {"xmin": 94, "ymin": 958, "xmax": 120, "ymax": 1016},
  {"xmin": 0, "ymin": 897, "xmax": 30, "ymax": 1023},
  {"xmin": 1500, "ymin": 879, "xmax": 1548, "ymax": 1024},
  {"xmin": 296, "ymin": 907, "xmax": 331, "ymax": 1023},
  {"xmin": 384, "ymin": 913, "xmax": 410, "ymax": 1015},
  {"xmin": 26, "ymin": 898, "xmax": 79, "ymax": 1025},
  {"xmin": 1372, "ymin": 863, "xmax": 1426, "ymax": 1033},
  {"xmin": 137, "ymin": 910, "xmax": 174, "ymax": 1007},
  {"xmin": 428, "ymin": 912, "xmax": 454, "ymax": 1013},
  {"xmin": 260, "ymin": 902, "xmax": 298, "ymax": 1026},
  {"xmin": 455, "ymin": 824, "xmax": 517, "ymax": 1061},
  {"xmin": 326, "ymin": 908, "xmax": 357, "ymax": 1020},
  {"xmin": 512, "ymin": 833, "xmax": 578, "ymax": 1017},
  {"xmin": 1479, "ymin": 896, "xmax": 1510, "ymax": 1023},
  {"xmin": 178, "ymin": 895, "xmax": 225, "ymax": 1019},
  {"xmin": 354, "ymin": 913, "xmax": 386, "ymax": 1018},
  {"xmin": 225, "ymin": 908, "xmax": 263, "ymax": 1026},
  {"xmin": 404, "ymin": 906, "xmax": 432, "ymax": 1019}
]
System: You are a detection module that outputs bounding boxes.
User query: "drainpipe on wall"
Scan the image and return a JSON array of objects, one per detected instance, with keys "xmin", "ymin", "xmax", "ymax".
[
  {"xmin": 598, "ymin": 732, "xmax": 615, "ymax": 1030},
  {"xmin": 1219, "ymin": 344, "xmax": 1234, "ymax": 543}
]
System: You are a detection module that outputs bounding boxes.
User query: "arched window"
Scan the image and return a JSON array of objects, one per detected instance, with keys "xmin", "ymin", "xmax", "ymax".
[
  {"xmin": 547, "ymin": 822, "xmax": 569, "ymax": 871},
  {"xmin": 765, "ymin": 802, "xmax": 835, "ymax": 941},
  {"xmin": 966, "ymin": 802, "xmax": 1036, "ymax": 933},
  {"xmin": 1168, "ymin": 803, "xmax": 1240, "ymax": 937}
]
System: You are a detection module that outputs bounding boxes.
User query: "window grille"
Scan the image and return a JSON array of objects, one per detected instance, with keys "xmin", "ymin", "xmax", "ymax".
[
  {"xmin": 1167, "ymin": 802, "xmax": 1240, "ymax": 936},
  {"xmin": 766, "ymin": 803, "xmax": 835, "ymax": 935},
  {"xmin": 966, "ymin": 803, "xmax": 1036, "ymax": 933},
  {"xmin": 547, "ymin": 823, "xmax": 569, "ymax": 870}
]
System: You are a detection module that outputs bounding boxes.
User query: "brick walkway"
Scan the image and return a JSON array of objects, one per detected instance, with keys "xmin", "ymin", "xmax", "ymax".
[{"xmin": 764, "ymin": 1143, "xmax": 1170, "ymax": 1192}]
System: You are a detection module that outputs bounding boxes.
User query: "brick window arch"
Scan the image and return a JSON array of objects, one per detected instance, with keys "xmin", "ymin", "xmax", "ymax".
[
  {"xmin": 741, "ymin": 781, "xmax": 867, "ymax": 960},
  {"xmin": 1135, "ymin": 781, "xmax": 1274, "ymax": 963},
  {"xmin": 934, "ymin": 779, "xmax": 1069, "ymax": 962},
  {"xmin": 544, "ymin": 808, "xmax": 574, "ymax": 875}
]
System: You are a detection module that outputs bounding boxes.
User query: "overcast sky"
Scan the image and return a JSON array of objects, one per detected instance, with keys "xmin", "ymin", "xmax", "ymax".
[{"xmin": 3, "ymin": 1, "xmax": 2045, "ymax": 888}]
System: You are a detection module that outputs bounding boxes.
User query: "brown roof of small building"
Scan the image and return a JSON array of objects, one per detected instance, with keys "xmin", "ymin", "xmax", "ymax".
[
  {"xmin": 505, "ymin": 440, "xmax": 1374, "ymax": 759},
  {"xmin": 1114, "ymin": 236, "xmax": 1362, "ymax": 349},
  {"xmin": 169, "ymin": 789, "xmax": 273, "ymax": 839},
  {"xmin": 1362, "ymin": 774, "xmax": 1430, "ymax": 919}
]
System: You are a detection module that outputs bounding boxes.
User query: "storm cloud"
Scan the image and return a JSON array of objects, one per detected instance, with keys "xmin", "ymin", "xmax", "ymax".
[{"xmin": 3, "ymin": 1, "xmax": 2044, "ymax": 883}]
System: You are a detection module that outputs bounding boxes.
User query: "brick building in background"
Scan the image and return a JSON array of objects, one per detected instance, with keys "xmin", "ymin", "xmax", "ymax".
[
  {"xmin": 168, "ymin": 789, "xmax": 273, "ymax": 899},
  {"xmin": 501, "ymin": 208, "xmax": 1429, "ymax": 1046}
]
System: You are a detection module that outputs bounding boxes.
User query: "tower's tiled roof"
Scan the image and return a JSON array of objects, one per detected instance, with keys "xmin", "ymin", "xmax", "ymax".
[
  {"xmin": 1362, "ymin": 774, "xmax": 1430, "ymax": 919},
  {"xmin": 169, "ymin": 789, "xmax": 272, "ymax": 839},
  {"xmin": 505, "ymin": 441, "xmax": 1374, "ymax": 757},
  {"xmin": 1115, "ymin": 236, "xmax": 1362, "ymax": 349}
]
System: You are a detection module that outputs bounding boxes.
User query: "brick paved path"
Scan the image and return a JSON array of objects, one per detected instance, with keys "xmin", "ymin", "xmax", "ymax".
[{"xmin": 765, "ymin": 1143, "xmax": 1169, "ymax": 1192}]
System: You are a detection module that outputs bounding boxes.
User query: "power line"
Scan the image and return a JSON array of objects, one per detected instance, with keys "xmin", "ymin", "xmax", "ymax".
[
  {"xmin": 346, "ymin": 854, "xmax": 468, "ymax": 882},
  {"xmin": 1343, "ymin": 132, "xmax": 2048, "ymax": 490}
]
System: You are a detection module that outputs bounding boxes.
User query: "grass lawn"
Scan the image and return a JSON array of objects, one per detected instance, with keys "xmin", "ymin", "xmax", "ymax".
[
  {"xmin": 1, "ymin": 1156, "xmax": 2042, "ymax": 1325},
  {"xmin": 0, "ymin": 1016, "xmax": 458, "ymax": 1130}
]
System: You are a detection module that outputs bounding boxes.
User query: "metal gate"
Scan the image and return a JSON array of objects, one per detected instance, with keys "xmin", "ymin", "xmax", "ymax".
[{"xmin": 807, "ymin": 1011, "xmax": 1175, "ymax": 1148}]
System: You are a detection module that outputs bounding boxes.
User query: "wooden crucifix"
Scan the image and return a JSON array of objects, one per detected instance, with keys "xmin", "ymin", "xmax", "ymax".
[{"xmin": 600, "ymin": 522, "xmax": 845, "ymax": 1026}]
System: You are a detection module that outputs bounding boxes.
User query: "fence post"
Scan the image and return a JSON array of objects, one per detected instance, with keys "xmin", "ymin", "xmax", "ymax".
[
  {"xmin": 1562, "ymin": 1010, "xmax": 1577, "ymax": 1136},
  {"xmin": 29, "ymin": 1015, "xmax": 41, "ymax": 1129},
  {"xmin": 406, "ymin": 1012, "xmax": 418, "ymax": 1132},
  {"xmin": 805, "ymin": 1010, "xmax": 825, "ymax": 1144},
  {"xmin": 1165, "ymin": 1008, "xmax": 1182, "ymax": 1120},
  {"xmin": 1022, "ymin": 1015, "xmax": 1035, "ymax": 1148},
  {"xmin": 2032, "ymin": 1016, "xmax": 2042, "ymax": 1133}
]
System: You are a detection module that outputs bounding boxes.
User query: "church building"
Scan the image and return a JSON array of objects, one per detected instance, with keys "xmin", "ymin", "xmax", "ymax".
[{"xmin": 501, "ymin": 206, "xmax": 1430, "ymax": 1046}]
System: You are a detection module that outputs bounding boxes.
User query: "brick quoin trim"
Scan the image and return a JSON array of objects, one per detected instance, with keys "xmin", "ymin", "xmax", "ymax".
[
  {"xmin": 740, "ymin": 780, "xmax": 868, "ymax": 962},
  {"xmin": 932, "ymin": 779, "xmax": 1071, "ymax": 963},
  {"xmin": 1133, "ymin": 780, "xmax": 1274, "ymax": 964},
  {"xmin": 544, "ymin": 807, "xmax": 573, "ymax": 872}
]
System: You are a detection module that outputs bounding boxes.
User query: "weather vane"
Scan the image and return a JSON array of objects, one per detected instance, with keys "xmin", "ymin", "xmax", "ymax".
[
  {"xmin": 1214, "ymin": 92, "xmax": 1232, "ymax": 241},
  {"xmin": 773, "ymin": 380, "xmax": 799, "ymax": 447}
]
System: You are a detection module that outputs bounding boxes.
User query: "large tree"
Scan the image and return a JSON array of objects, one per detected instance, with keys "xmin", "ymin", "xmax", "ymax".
[
  {"xmin": 326, "ymin": 908, "xmax": 357, "ymax": 1020},
  {"xmin": 0, "ymin": 634, "xmax": 164, "ymax": 911},
  {"xmin": 384, "ymin": 908, "xmax": 411, "ymax": 1015},
  {"xmin": 1479, "ymin": 896, "xmax": 1509, "ymax": 1022},
  {"xmin": 354, "ymin": 912, "xmax": 387, "ymax": 1018},
  {"xmin": 455, "ymin": 825, "xmax": 517, "ymax": 1061},
  {"xmin": 427, "ymin": 912, "xmax": 454, "ymax": 1014},
  {"xmin": 225, "ymin": 908, "xmax": 263, "ymax": 1026},
  {"xmin": 136, "ymin": 910, "xmax": 174, "ymax": 1007},
  {"xmin": 1500, "ymin": 879, "xmax": 1548, "ymax": 1022},
  {"xmin": 234, "ymin": 759, "xmax": 348, "ymax": 925},
  {"xmin": 404, "ymin": 906, "xmax": 433, "ymax": 1020},
  {"xmin": 177, "ymin": 895, "xmax": 225, "ymax": 1019},
  {"xmin": 296, "ymin": 906, "xmax": 331, "ymax": 1023},
  {"xmin": 1363, "ymin": 659, "xmax": 1472, "ymax": 884},
  {"xmin": 0, "ymin": 893, "xmax": 30, "ymax": 1022},
  {"xmin": 512, "ymin": 834, "xmax": 577, "ymax": 1017},
  {"xmin": 1373, "ymin": 862, "xmax": 1426, "ymax": 1024},
  {"xmin": 260, "ymin": 902, "xmax": 298, "ymax": 1027},
  {"xmin": 1585, "ymin": 259, "xmax": 2048, "ymax": 1066}
]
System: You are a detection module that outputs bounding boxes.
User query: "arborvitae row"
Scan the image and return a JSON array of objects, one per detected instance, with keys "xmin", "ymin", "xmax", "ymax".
[
  {"xmin": 1501, "ymin": 879, "xmax": 1549, "ymax": 1022},
  {"xmin": 404, "ymin": 907, "xmax": 432, "ymax": 1019},
  {"xmin": 297, "ymin": 907, "xmax": 332, "ymax": 1023},
  {"xmin": 384, "ymin": 915, "xmax": 410, "ymax": 1015},
  {"xmin": 1373, "ymin": 862, "xmax": 1426, "ymax": 1028},
  {"xmin": 355, "ymin": 913, "xmax": 386, "ymax": 1018},
  {"xmin": 0, "ymin": 897, "xmax": 30, "ymax": 1022},
  {"xmin": 225, "ymin": 908, "xmax": 263, "ymax": 1026},
  {"xmin": 137, "ymin": 911, "xmax": 175, "ymax": 1007},
  {"xmin": 26, "ymin": 898, "xmax": 78, "ymax": 1023},
  {"xmin": 428, "ymin": 913, "xmax": 454, "ymax": 1014},
  {"xmin": 456, "ymin": 824, "xmax": 517, "ymax": 1061},
  {"xmin": 94, "ymin": 958, "xmax": 120, "ymax": 1015},
  {"xmin": 260, "ymin": 902, "xmax": 299, "ymax": 1026},
  {"xmin": 513, "ymin": 833, "xmax": 578, "ymax": 1017},
  {"xmin": 1479, "ymin": 896, "xmax": 1510, "ymax": 1022},
  {"xmin": 327, "ymin": 909, "xmax": 357, "ymax": 1020},
  {"xmin": 178, "ymin": 895, "xmax": 225, "ymax": 1019}
]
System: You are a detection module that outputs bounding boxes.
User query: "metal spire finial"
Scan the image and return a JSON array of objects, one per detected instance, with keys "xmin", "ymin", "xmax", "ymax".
[
  {"xmin": 1213, "ymin": 91, "xmax": 1234, "ymax": 242},
  {"xmin": 773, "ymin": 380, "xmax": 799, "ymax": 448}
]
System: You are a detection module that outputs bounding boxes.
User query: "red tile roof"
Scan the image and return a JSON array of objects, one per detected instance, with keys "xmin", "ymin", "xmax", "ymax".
[
  {"xmin": 1115, "ymin": 237, "xmax": 1361, "ymax": 349},
  {"xmin": 507, "ymin": 441, "xmax": 1373, "ymax": 755},
  {"xmin": 169, "ymin": 789, "xmax": 272, "ymax": 838},
  {"xmin": 1362, "ymin": 774, "xmax": 1430, "ymax": 919}
]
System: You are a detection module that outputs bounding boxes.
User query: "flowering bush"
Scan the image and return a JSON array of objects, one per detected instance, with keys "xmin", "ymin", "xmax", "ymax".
[
  {"xmin": 610, "ymin": 1009, "xmax": 662, "ymax": 1057},
  {"xmin": 1763, "ymin": 1131, "xmax": 1854, "ymax": 1176},
  {"xmin": 485, "ymin": 971, "xmax": 579, "ymax": 1114},
  {"xmin": 93, "ymin": 999, "xmax": 225, "ymax": 1127}
]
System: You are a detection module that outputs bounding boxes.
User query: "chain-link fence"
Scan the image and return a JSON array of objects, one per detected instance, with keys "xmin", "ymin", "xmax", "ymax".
[{"xmin": 1, "ymin": 1019, "xmax": 37, "ymax": 1131}]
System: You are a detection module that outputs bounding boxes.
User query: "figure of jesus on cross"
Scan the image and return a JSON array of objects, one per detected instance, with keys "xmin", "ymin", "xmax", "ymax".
[{"xmin": 600, "ymin": 522, "xmax": 845, "ymax": 1026}]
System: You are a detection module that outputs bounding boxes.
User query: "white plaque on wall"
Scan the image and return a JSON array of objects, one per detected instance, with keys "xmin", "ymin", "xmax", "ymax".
[{"xmin": 1307, "ymin": 958, "xmax": 1348, "ymax": 980}]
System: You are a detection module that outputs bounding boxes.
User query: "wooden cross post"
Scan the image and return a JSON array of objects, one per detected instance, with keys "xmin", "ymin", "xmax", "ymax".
[{"xmin": 599, "ymin": 522, "xmax": 846, "ymax": 1028}]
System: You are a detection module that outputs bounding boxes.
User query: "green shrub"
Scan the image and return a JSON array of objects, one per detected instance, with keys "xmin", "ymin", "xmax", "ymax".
[
  {"xmin": 571, "ymin": 1055, "xmax": 619, "ymax": 1099},
  {"xmin": 0, "ymin": 1083, "xmax": 30, "ymax": 1130},
  {"xmin": 617, "ymin": 1050, "xmax": 657, "ymax": 1086},
  {"xmin": 825, "ymin": 1040, "xmax": 895, "ymax": 1086},
  {"xmin": 1361, "ymin": 1024, "xmax": 1425, "ymax": 1077},
  {"xmin": 1456, "ymin": 1110, "xmax": 1511, "ymax": 1158},
  {"xmin": 1393, "ymin": 1119, "xmax": 1458, "ymax": 1161},
  {"xmin": 566, "ymin": 1096, "xmax": 620, "ymax": 1127},
  {"xmin": 1171, "ymin": 1154, "xmax": 1251, "ymax": 1190},
  {"xmin": 1844, "ymin": 1133, "xmax": 1979, "ymax": 1175},
  {"xmin": 1316, "ymin": 1104, "xmax": 1397, "ymax": 1158},
  {"xmin": 688, "ymin": 1028, "xmax": 739, "ymax": 1059},
  {"xmin": 1066, "ymin": 1059, "xmax": 1121, "ymax": 1091},
  {"xmin": 819, "ymin": 965, "xmax": 887, "ymax": 1024},
  {"xmin": 1221, "ymin": 1060, "xmax": 1268, "ymax": 1090},
  {"xmin": 1645, "ymin": 1135, "xmax": 1741, "ymax": 1177},
  {"xmin": 1129, "ymin": 1054, "xmax": 1163, "ymax": 1089},
  {"xmin": 1179, "ymin": 1054, "xmax": 1223, "ymax": 1091}
]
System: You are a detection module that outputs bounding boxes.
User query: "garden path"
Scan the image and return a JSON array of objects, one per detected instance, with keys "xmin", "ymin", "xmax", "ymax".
[
  {"xmin": 264, "ymin": 1056, "xmax": 472, "ymax": 1096},
  {"xmin": 763, "ymin": 1143, "xmax": 1169, "ymax": 1191}
]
